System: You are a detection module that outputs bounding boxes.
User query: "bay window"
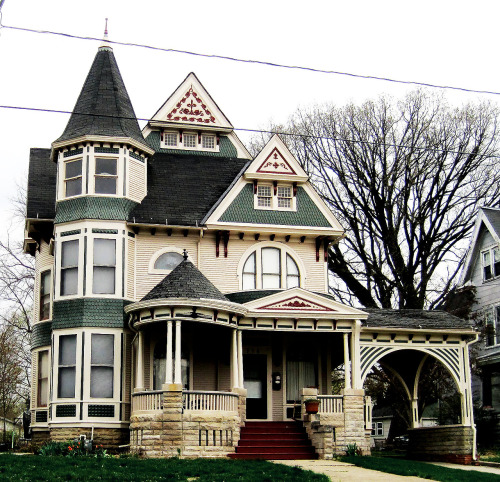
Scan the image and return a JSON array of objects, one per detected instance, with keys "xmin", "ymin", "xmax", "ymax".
[
  {"xmin": 95, "ymin": 158, "xmax": 117, "ymax": 194},
  {"xmin": 64, "ymin": 159, "xmax": 82, "ymax": 197},
  {"xmin": 90, "ymin": 334, "xmax": 114, "ymax": 398},
  {"xmin": 58, "ymin": 335, "xmax": 77, "ymax": 398},
  {"xmin": 37, "ymin": 350, "xmax": 49, "ymax": 407},
  {"xmin": 92, "ymin": 239, "xmax": 116, "ymax": 294},
  {"xmin": 61, "ymin": 240, "xmax": 79, "ymax": 296},
  {"xmin": 39, "ymin": 270, "xmax": 51, "ymax": 320}
]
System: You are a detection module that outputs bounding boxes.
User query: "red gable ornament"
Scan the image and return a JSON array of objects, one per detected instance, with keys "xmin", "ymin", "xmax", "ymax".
[
  {"xmin": 256, "ymin": 147, "xmax": 297, "ymax": 175},
  {"xmin": 166, "ymin": 86, "xmax": 216, "ymax": 124}
]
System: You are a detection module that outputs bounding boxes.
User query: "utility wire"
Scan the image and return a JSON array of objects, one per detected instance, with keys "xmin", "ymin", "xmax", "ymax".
[
  {"xmin": 2, "ymin": 23, "xmax": 500, "ymax": 97},
  {"xmin": 1, "ymin": 103, "xmax": 499, "ymax": 159}
]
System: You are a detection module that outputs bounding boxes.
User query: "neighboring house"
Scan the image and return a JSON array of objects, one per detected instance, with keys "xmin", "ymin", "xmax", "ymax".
[
  {"xmin": 24, "ymin": 37, "xmax": 478, "ymax": 461},
  {"xmin": 0, "ymin": 417, "xmax": 22, "ymax": 435},
  {"xmin": 459, "ymin": 207, "xmax": 500, "ymax": 412}
]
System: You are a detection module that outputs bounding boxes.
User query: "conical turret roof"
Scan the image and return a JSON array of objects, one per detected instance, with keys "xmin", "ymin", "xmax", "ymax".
[
  {"xmin": 141, "ymin": 258, "xmax": 229, "ymax": 303},
  {"xmin": 55, "ymin": 46, "xmax": 146, "ymax": 146}
]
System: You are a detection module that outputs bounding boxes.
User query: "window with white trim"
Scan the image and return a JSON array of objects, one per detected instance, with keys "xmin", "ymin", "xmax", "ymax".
[
  {"xmin": 241, "ymin": 247, "xmax": 301, "ymax": 290},
  {"xmin": 255, "ymin": 183, "xmax": 296, "ymax": 211},
  {"xmin": 64, "ymin": 159, "xmax": 82, "ymax": 197},
  {"xmin": 485, "ymin": 306, "xmax": 500, "ymax": 347},
  {"xmin": 257, "ymin": 185, "xmax": 272, "ymax": 208},
  {"xmin": 482, "ymin": 246, "xmax": 500, "ymax": 281},
  {"xmin": 90, "ymin": 334, "xmax": 114, "ymax": 398},
  {"xmin": 183, "ymin": 133, "xmax": 197, "ymax": 148},
  {"xmin": 37, "ymin": 350, "xmax": 49, "ymax": 407},
  {"xmin": 277, "ymin": 186, "xmax": 292, "ymax": 208},
  {"xmin": 371, "ymin": 422, "xmax": 383, "ymax": 436},
  {"xmin": 58, "ymin": 334, "xmax": 77, "ymax": 398},
  {"xmin": 201, "ymin": 134, "xmax": 215, "ymax": 149},
  {"xmin": 92, "ymin": 239, "xmax": 116, "ymax": 294},
  {"xmin": 95, "ymin": 158, "xmax": 117, "ymax": 195},
  {"xmin": 164, "ymin": 132, "xmax": 178, "ymax": 147},
  {"xmin": 39, "ymin": 270, "xmax": 51, "ymax": 320},
  {"xmin": 61, "ymin": 240, "xmax": 79, "ymax": 296},
  {"xmin": 153, "ymin": 251, "xmax": 184, "ymax": 272}
]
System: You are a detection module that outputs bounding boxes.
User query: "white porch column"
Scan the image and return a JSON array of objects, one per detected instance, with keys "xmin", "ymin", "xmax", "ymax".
[
  {"xmin": 165, "ymin": 320, "xmax": 173, "ymax": 384},
  {"xmin": 461, "ymin": 342, "xmax": 474, "ymax": 426},
  {"xmin": 136, "ymin": 331, "xmax": 144, "ymax": 391},
  {"xmin": 174, "ymin": 320, "xmax": 182, "ymax": 385},
  {"xmin": 343, "ymin": 333, "xmax": 352, "ymax": 389},
  {"xmin": 237, "ymin": 330, "xmax": 244, "ymax": 389},
  {"xmin": 411, "ymin": 398, "xmax": 420, "ymax": 428},
  {"xmin": 231, "ymin": 328, "xmax": 238, "ymax": 389},
  {"xmin": 351, "ymin": 320, "xmax": 362, "ymax": 389}
]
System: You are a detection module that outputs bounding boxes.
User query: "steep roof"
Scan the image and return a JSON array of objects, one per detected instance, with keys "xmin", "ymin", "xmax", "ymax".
[
  {"xmin": 141, "ymin": 258, "xmax": 229, "ymax": 302},
  {"xmin": 26, "ymin": 148, "xmax": 56, "ymax": 220},
  {"xmin": 483, "ymin": 207, "xmax": 500, "ymax": 237},
  {"xmin": 54, "ymin": 46, "xmax": 146, "ymax": 147},
  {"xmin": 129, "ymin": 152, "xmax": 249, "ymax": 226}
]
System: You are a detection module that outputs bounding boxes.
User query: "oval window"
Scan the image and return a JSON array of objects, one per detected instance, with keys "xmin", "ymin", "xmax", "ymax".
[{"xmin": 154, "ymin": 252, "xmax": 184, "ymax": 271}]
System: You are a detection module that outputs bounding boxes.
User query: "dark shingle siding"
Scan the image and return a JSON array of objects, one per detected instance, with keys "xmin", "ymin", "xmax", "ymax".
[
  {"xmin": 52, "ymin": 298, "xmax": 130, "ymax": 329},
  {"xmin": 26, "ymin": 148, "xmax": 56, "ymax": 220},
  {"xmin": 55, "ymin": 197, "xmax": 138, "ymax": 224},
  {"xmin": 55, "ymin": 48, "xmax": 145, "ymax": 146},
  {"xmin": 129, "ymin": 153, "xmax": 247, "ymax": 226},
  {"xmin": 31, "ymin": 322, "xmax": 52, "ymax": 349},
  {"xmin": 218, "ymin": 184, "xmax": 333, "ymax": 227},
  {"xmin": 142, "ymin": 260, "xmax": 228, "ymax": 302}
]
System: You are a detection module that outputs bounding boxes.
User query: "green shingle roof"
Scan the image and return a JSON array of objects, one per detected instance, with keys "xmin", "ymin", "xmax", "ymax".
[
  {"xmin": 55, "ymin": 197, "xmax": 138, "ymax": 224},
  {"xmin": 31, "ymin": 321, "xmax": 52, "ymax": 349},
  {"xmin": 218, "ymin": 184, "xmax": 333, "ymax": 227}
]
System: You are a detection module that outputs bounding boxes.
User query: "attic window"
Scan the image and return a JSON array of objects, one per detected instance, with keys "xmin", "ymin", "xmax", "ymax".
[
  {"xmin": 482, "ymin": 246, "xmax": 500, "ymax": 281},
  {"xmin": 202, "ymin": 134, "xmax": 215, "ymax": 149},
  {"xmin": 183, "ymin": 133, "xmax": 197, "ymax": 149},
  {"xmin": 164, "ymin": 132, "xmax": 178, "ymax": 147},
  {"xmin": 255, "ymin": 183, "xmax": 296, "ymax": 211},
  {"xmin": 153, "ymin": 251, "xmax": 184, "ymax": 272}
]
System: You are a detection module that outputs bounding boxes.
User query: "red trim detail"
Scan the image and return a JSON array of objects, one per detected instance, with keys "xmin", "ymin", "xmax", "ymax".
[
  {"xmin": 166, "ymin": 87, "xmax": 216, "ymax": 124},
  {"xmin": 216, "ymin": 231, "xmax": 221, "ymax": 258},
  {"xmin": 256, "ymin": 148, "xmax": 297, "ymax": 175},
  {"xmin": 259, "ymin": 296, "xmax": 335, "ymax": 312}
]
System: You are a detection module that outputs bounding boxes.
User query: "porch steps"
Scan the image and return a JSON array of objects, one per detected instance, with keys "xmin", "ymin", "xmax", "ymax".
[{"xmin": 229, "ymin": 421, "xmax": 317, "ymax": 460}]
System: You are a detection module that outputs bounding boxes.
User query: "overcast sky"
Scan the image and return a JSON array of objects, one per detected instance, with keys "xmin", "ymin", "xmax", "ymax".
[{"xmin": 1, "ymin": 0, "xmax": 500, "ymax": 240}]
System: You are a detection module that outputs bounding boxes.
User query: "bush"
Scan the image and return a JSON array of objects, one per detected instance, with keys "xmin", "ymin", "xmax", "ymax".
[
  {"xmin": 345, "ymin": 443, "xmax": 360, "ymax": 456},
  {"xmin": 38, "ymin": 440, "xmax": 107, "ymax": 457}
]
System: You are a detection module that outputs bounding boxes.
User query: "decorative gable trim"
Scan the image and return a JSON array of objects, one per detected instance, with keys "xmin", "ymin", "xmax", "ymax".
[
  {"xmin": 166, "ymin": 86, "xmax": 216, "ymax": 124},
  {"xmin": 257, "ymin": 147, "xmax": 297, "ymax": 175},
  {"xmin": 259, "ymin": 296, "xmax": 335, "ymax": 311}
]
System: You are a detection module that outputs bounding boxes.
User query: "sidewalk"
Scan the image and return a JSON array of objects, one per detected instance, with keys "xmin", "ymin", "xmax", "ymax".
[{"xmin": 274, "ymin": 460, "xmax": 426, "ymax": 481}]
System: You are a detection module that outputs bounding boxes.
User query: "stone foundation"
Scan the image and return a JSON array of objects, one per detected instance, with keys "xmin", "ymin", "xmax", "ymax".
[
  {"xmin": 408, "ymin": 425, "xmax": 475, "ymax": 465},
  {"xmin": 50, "ymin": 427, "xmax": 129, "ymax": 451},
  {"xmin": 31, "ymin": 429, "xmax": 51, "ymax": 447}
]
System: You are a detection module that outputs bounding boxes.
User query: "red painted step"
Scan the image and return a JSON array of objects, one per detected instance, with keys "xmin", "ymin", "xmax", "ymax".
[{"xmin": 229, "ymin": 421, "xmax": 317, "ymax": 460}]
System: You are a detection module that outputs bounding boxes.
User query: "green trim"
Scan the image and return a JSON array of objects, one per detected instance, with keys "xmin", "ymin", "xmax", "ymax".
[
  {"xmin": 63, "ymin": 148, "xmax": 83, "ymax": 158},
  {"xmin": 56, "ymin": 405, "xmax": 76, "ymax": 417},
  {"xmin": 52, "ymin": 298, "xmax": 130, "ymax": 329},
  {"xmin": 61, "ymin": 229, "xmax": 81, "ymax": 237},
  {"xmin": 31, "ymin": 322, "xmax": 52, "ymax": 349},
  {"xmin": 95, "ymin": 147, "xmax": 119, "ymax": 154},
  {"xmin": 129, "ymin": 152, "xmax": 145, "ymax": 162},
  {"xmin": 88, "ymin": 405, "xmax": 115, "ymax": 417},
  {"xmin": 92, "ymin": 229, "xmax": 118, "ymax": 234},
  {"xmin": 145, "ymin": 131, "xmax": 238, "ymax": 158},
  {"xmin": 218, "ymin": 184, "xmax": 333, "ymax": 227},
  {"xmin": 55, "ymin": 197, "xmax": 138, "ymax": 223}
]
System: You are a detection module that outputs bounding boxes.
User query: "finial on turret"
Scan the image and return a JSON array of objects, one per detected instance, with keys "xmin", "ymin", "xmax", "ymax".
[
  {"xmin": 183, "ymin": 249, "xmax": 189, "ymax": 260},
  {"xmin": 99, "ymin": 18, "xmax": 112, "ymax": 51}
]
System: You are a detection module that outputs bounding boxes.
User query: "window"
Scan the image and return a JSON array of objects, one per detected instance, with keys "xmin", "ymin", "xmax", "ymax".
[
  {"xmin": 39, "ymin": 270, "xmax": 51, "ymax": 320},
  {"xmin": 183, "ymin": 133, "xmax": 197, "ymax": 148},
  {"xmin": 371, "ymin": 422, "xmax": 383, "ymax": 436},
  {"xmin": 61, "ymin": 240, "xmax": 79, "ymax": 296},
  {"xmin": 93, "ymin": 239, "xmax": 116, "ymax": 294},
  {"xmin": 58, "ymin": 335, "xmax": 77, "ymax": 398},
  {"xmin": 37, "ymin": 350, "xmax": 49, "ymax": 407},
  {"xmin": 154, "ymin": 252, "xmax": 184, "ymax": 271},
  {"xmin": 64, "ymin": 159, "xmax": 82, "ymax": 197},
  {"xmin": 240, "ymin": 246, "xmax": 301, "ymax": 290},
  {"xmin": 90, "ymin": 334, "xmax": 114, "ymax": 398},
  {"xmin": 485, "ymin": 306, "xmax": 500, "ymax": 347},
  {"xmin": 164, "ymin": 132, "xmax": 178, "ymax": 147},
  {"xmin": 95, "ymin": 158, "xmax": 117, "ymax": 194},
  {"xmin": 483, "ymin": 247, "xmax": 500, "ymax": 281},
  {"xmin": 202, "ymin": 134, "xmax": 215, "ymax": 149},
  {"xmin": 255, "ymin": 183, "xmax": 295, "ymax": 211}
]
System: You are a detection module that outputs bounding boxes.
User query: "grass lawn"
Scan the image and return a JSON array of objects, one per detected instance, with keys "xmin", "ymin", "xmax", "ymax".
[
  {"xmin": 0, "ymin": 454, "xmax": 328, "ymax": 481},
  {"xmin": 342, "ymin": 455, "xmax": 499, "ymax": 481}
]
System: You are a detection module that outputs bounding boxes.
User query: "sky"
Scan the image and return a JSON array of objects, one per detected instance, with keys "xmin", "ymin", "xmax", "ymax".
[{"xmin": 1, "ymin": 0, "xmax": 500, "ymax": 241}]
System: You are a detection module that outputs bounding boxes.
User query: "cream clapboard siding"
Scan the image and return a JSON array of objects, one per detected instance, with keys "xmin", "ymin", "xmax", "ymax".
[
  {"xmin": 135, "ymin": 234, "xmax": 199, "ymax": 300},
  {"xmin": 199, "ymin": 235, "xmax": 326, "ymax": 294},
  {"xmin": 128, "ymin": 159, "xmax": 146, "ymax": 203},
  {"xmin": 33, "ymin": 240, "xmax": 54, "ymax": 323},
  {"xmin": 192, "ymin": 339, "xmax": 217, "ymax": 391},
  {"xmin": 217, "ymin": 360, "xmax": 231, "ymax": 392},
  {"xmin": 126, "ymin": 237, "xmax": 135, "ymax": 300},
  {"xmin": 31, "ymin": 351, "xmax": 38, "ymax": 410}
]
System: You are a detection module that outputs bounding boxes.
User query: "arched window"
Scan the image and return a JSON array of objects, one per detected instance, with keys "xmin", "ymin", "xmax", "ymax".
[
  {"xmin": 153, "ymin": 252, "xmax": 184, "ymax": 271},
  {"xmin": 240, "ymin": 246, "xmax": 302, "ymax": 290}
]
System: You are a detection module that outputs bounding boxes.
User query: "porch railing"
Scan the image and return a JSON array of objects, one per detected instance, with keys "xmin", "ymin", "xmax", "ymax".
[
  {"xmin": 132, "ymin": 390, "xmax": 164, "ymax": 412},
  {"xmin": 183, "ymin": 391, "xmax": 238, "ymax": 412},
  {"xmin": 318, "ymin": 395, "xmax": 344, "ymax": 413}
]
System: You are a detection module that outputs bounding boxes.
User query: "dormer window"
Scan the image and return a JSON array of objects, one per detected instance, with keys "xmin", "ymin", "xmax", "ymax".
[
  {"xmin": 202, "ymin": 134, "xmax": 215, "ymax": 149},
  {"xmin": 64, "ymin": 159, "xmax": 82, "ymax": 197},
  {"xmin": 255, "ymin": 183, "xmax": 296, "ymax": 211},
  {"xmin": 95, "ymin": 158, "xmax": 118, "ymax": 195},
  {"xmin": 483, "ymin": 246, "xmax": 500, "ymax": 281},
  {"xmin": 183, "ymin": 133, "xmax": 197, "ymax": 149},
  {"xmin": 161, "ymin": 130, "xmax": 219, "ymax": 152},
  {"xmin": 164, "ymin": 132, "xmax": 178, "ymax": 147}
]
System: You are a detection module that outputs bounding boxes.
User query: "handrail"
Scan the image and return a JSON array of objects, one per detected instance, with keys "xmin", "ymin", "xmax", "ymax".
[{"xmin": 317, "ymin": 395, "xmax": 344, "ymax": 413}]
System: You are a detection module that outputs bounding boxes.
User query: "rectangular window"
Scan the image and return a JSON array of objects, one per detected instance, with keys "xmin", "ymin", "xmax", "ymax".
[
  {"xmin": 202, "ymin": 134, "xmax": 215, "ymax": 149},
  {"xmin": 164, "ymin": 132, "xmax": 178, "ymax": 147},
  {"xmin": 92, "ymin": 239, "xmax": 116, "ymax": 294},
  {"xmin": 183, "ymin": 134, "xmax": 197, "ymax": 148},
  {"xmin": 262, "ymin": 247, "xmax": 281, "ymax": 288},
  {"xmin": 257, "ymin": 185, "xmax": 272, "ymax": 207},
  {"xmin": 95, "ymin": 158, "xmax": 117, "ymax": 194},
  {"xmin": 58, "ymin": 335, "xmax": 77, "ymax": 398},
  {"xmin": 40, "ymin": 270, "xmax": 51, "ymax": 320},
  {"xmin": 61, "ymin": 240, "xmax": 79, "ymax": 296},
  {"xmin": 37, "ymin": 350, "xmax": 49, "ymax": 407},
  {"xmin": 485, "ymin": 309, "xmax": 496, "ymax": 346},
  {"xmin": 483, "ymin": 247, "xmax": 500, "ymax": 281},
  {"xmin": 495, "ymin": 247, "xmax": 500, "ymax": 278},
  {"xmin": 277, "ymin": 186, "xmax": 292, "ymax": 208},
  {"xmin": 371, "ymin": 422, "xmax": 383, "ymax": 436},
  {"xmin": 90, "ymin": 334, "xmax": 114, "ymax": 398},
  {"xmin": 64, "ymin": 159, "xmax": 82, "ymax": 197}
]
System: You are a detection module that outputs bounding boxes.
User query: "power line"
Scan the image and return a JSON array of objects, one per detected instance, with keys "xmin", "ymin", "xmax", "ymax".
[
  {"xmin": 2, "ymin": 23, "xmax": 500, "ymax": 97},
  {"xmin": 1, "ymin": 103, "xmax": 498, "ymax": 159}
]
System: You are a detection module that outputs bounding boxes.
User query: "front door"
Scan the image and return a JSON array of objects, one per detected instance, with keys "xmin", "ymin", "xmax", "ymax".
[{"xmin": 244, "ymin": 354, "xmax": 267, "ymax": 419}]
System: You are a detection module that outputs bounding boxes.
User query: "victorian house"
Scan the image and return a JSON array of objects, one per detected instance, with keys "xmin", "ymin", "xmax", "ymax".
[{"xmin": 25, "ymin": 38, "xmax": 478, "ymax": 461}]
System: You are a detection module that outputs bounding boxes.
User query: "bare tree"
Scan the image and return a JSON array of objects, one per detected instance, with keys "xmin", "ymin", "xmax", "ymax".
[{"xmin": 275, "ymin": 91, "xmax": 500, "ymax": 309}]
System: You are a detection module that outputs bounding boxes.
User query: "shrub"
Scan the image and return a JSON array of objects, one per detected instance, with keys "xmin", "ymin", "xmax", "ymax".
[
  {"xmin": 345, "ymin": 443, "xmax": 361, "ymax": 456},
  {"xmin": 38, "ymin": 440, "xmax": 107, "ymax": 457}
]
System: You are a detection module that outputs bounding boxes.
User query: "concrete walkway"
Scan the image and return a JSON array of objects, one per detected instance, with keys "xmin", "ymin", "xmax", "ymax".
[{"xmin": 274, "ymin": 460, "xmax": 426, "ymax": 481}]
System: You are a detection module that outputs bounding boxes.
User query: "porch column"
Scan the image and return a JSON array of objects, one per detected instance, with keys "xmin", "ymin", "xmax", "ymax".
[
  {"xmin": 411, "ymin": 398, "xmax": 420, "ymax": 428},
  {"xmin": 174, "ymin": 320, "xmax": 182, "ymax": 385},
  {"xmin": 231, "ymin": 328, "xmax": 238, "ymax": 389},
  {"xmin": 136, "ymin": 331, "xmax": 144, "ymax": 391},
  {"xmin": 237, "ymin": 330, "xmax": 244, "ymax": 389},
  {"xmin": 343, "ymin": 333, "xmax": 352, "ymax": 389},
  {"xmin": 165, "ymin": 320, "xmax": 173, "ymax": 384},
  {"xmin": 351, "ymin": 320, "xmax": 362, "ymax": 389}
]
